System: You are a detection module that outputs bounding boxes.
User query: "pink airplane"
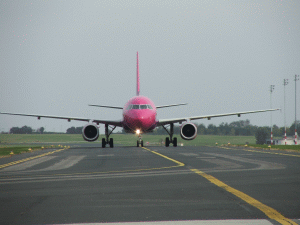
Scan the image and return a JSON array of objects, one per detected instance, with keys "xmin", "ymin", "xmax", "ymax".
[{"xmin": 1, "ymin": 52, "xmax": 280, "ymax": 148}]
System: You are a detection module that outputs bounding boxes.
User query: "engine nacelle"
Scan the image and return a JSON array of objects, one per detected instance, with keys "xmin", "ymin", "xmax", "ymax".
[
  {"xmin": 82, "ymin": 123, "xmax": 99, "ymax": 142},
  {"xmin": 180, "ymin": 122, "xmax": 197, "ymax": 140}
]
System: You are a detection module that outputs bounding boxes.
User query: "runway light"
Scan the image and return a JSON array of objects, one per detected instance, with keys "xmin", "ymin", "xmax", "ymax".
[{"xmin": 136, "ymin": 129, "xmax": 140, "ymax": 135}]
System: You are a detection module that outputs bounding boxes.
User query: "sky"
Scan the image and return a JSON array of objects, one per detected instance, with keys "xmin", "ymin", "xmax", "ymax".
[{"xmin": 0, "ymin": 0, "xmax": 299, "ymax": 134}]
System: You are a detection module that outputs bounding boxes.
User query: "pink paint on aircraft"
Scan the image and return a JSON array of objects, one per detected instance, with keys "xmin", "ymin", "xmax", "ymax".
[
  {"xmin": 123, "ymin": 96, "xmax": 157, "ymax": 133},
  {"xmin": 122, "ymin": 52, "xmax": 157, "ymax": 134}
]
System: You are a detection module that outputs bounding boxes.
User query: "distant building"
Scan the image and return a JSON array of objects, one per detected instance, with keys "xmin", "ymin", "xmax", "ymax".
[
  {"xmin": 278, "ymin": 137, "xmax": 299, "ymax": 145},
  {"xmin": 266, "ymin": 137, "xmax": 299, "ymax": 145},
  {"xmin": 266, "ymin": 139, "xmax": 279, "ymax": 145}
]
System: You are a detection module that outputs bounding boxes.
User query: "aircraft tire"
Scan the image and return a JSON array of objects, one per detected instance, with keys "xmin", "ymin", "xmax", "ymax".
[
  {"xmin": 102, "ymin": 138, "xmax": 106, "ymax": 148},
  {"xmin": 165, "ymin": 137, "xmax": 170, "ymax": 147},
  {"xmin": 109, "ymin": 138, "xmax": 114, "ymax": 148},
  {"xmin": 137, "ymin": 140, "xmax": 139, "ymax": 147},
  {"xmin": 173, "ymin": 137, "xmax": 177, "ymax": 147},
  {"xmin": 141, "ymin": 140, "xmax": 143, "ymax": 147}
]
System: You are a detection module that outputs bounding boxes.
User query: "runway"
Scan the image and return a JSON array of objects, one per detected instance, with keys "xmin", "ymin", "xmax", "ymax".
[{"xmin": 0, "ymin": 144, "xmax": 299, "ymax": 225}]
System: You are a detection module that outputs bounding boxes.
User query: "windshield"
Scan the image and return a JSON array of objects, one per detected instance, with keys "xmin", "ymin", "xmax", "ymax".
[{"xmin": 127, "ymin": 104, "xmax": 153, "ymax": 110}]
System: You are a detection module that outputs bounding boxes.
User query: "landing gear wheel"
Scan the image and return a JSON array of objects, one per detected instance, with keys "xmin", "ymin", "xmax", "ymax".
[
  {"xmin": 137, "ymin": 140, "xmax": 139, "ymax": 147},
  {"xmin": 102, "ymin": 138, "xmax": 106, "ymax": 148},
  {"xmin": 109, "ymin": 138, "xmax": 114, "ymax": 148},
  {"xmin": 173, "ymin": 137, "xmax": 177, "ymax": 147},
  {"xmin": 165, "ymin": 137, "xmax": 170, "ymax": 147},
  {"xmin": 141, "ymin": 140, "xmax": 144, "ymax": 147}
]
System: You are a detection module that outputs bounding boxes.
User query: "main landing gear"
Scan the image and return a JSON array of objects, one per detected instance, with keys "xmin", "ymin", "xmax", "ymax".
[
  {"xmin": 102, "ymin": 124, "xmax": 117, "ymax": 148},
  {"xmin": 137, "ymin": 133, "xmax": 144, "ymax": 147},
  {"xmin": 162, "ymin": 123, "xmax": 177, "ymax": 147}
]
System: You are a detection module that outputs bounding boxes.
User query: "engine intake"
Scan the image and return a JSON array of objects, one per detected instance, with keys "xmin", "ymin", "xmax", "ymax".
[
  {"xmin": 180, "ymin": 122, "xmax": 197, "ymax": 140},
  {"xmin": 82, "ymin": 123, "xmax": 99, "ymax": 142}
]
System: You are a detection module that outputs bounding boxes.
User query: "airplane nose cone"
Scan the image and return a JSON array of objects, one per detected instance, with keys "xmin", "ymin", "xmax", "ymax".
[
  {"xmin": 134, "ymin": 117, "xmax": 148, "ymax": 128},
  {"xmin": 126, "ymin": 110, "xmax": 155, "ymax": 131}
]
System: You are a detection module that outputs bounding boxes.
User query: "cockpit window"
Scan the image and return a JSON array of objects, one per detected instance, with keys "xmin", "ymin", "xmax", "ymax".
[{"xmin": 127, "ymin": 104, "xmax": 153, "ymax": 110}]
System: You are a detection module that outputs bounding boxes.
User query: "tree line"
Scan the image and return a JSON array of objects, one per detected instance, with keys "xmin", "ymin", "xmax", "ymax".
[
  {"xmin": 152, "ymin": 119, "xmax": 299, "ymax": 138},
  {"xmin": 9, "ymin": 126, "xmax": 45, "ymax": 134},
  {"xmin": 7, "ymin": 120, "xmax": 299, "ymax": 138}
]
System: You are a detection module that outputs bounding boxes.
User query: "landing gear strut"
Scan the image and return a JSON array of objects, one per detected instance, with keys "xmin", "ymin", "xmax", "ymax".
[
  {"xmin": 102, "ymin": 124, "xmax": 116, "ymax": 148},
  {"xmin": 162, "ymin": 123, "xmax": 177, "ymax": 147}
]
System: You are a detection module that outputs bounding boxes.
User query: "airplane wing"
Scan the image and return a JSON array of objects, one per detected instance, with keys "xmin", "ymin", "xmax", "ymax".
[
  {"xmin": 157, "ymin": 108, "xmax": 280, "ymax": 126},
  {"xmin": 0, "ymin": 112, "xmax": 123, "ymax": 127},
  {"xmin": 156, "ymin": 103, "xmax": 187, "ymax": 109},
  {"xmin": 88, "ymin": 105, "xmax": 123, "ymax": 109}
]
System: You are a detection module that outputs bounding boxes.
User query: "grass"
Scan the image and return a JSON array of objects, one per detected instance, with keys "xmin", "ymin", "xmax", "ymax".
[
  {"xmin": 0, "ymin": 133, "xmax": 257, "ymax": 146},
  {"xmin": 0, "ymin": 145, "xmax": 61, "ymax": 156},
  {"xmin": 0, "ymin": 134, "xmax": 83, "ymax": 144},
  {"xmin": 243, "ymin": 144, "xmax": 300, "ymax": 151}
]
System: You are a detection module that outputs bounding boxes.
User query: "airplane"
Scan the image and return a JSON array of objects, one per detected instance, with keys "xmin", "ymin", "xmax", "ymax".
[{"xmin": 0, "ymin": 52, "xmax": 280, "ymax": 148}]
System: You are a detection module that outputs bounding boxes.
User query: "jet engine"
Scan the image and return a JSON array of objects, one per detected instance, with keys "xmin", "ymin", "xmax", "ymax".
[
  {"xmin": 180, "ymin": 122, "xmax": 197, "ymax": 140},
  {"xmin": 82, "ymin": 123, "xmax": 99, "ymax": 142}
]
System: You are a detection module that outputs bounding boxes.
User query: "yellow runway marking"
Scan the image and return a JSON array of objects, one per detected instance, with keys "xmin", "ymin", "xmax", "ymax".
[
  {"xmin": 142, "ymin": 147, "xmax": 185, "ymax": 167},
  {"xmin": 143, "ymin": 147, "xmax": 296, "ymax": 225},
  {"xmin": 219, "ymin": 146, "xmax": 300, "ymax": 157},
  {"xmin": 0, "ymin": 148, "xmax": 68, "ymax": 169},
  {"xmin": 191, "ymin": 169, "xmax": 297, "ymax": 225}
]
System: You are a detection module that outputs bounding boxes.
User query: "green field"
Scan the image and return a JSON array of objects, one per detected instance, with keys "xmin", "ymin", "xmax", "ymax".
[
  {"xmin": 0, "ymin": 133, "xmax": 256, "ymax": 146},
  {"xmin": 246, "ymin": 144, "xmax": 300, "ymax": 151},
  {"xmin": 0, "ymin": 134, "xmax": 298, "ymax": 156},
  {"xmin": 0, "ymin": 145, "xmax": 61, "ymax": 156}
]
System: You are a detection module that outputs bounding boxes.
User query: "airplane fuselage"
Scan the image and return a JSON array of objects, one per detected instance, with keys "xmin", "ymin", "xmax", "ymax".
[{"xmin": 123, "ymin": 96, "xmax": 157, "ymax": 133}]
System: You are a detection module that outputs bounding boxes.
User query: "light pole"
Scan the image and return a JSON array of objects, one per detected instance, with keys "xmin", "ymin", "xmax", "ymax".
[
  {"xmin": 270, "ymin": 85, "xmax": 275, "ymax": 145},
  {"xmin": 295, "ymin": 75, "xmax": 299, "ymax": 145},
  {"xmin": 283, "ymin": 79, "xmax": 288, "ymax": 145}
]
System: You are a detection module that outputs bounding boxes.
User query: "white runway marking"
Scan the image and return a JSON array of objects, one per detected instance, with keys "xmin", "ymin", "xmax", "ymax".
[
  {"xmin": 1, "ymin": 156, "xmax": 57, "ymax": 172},
  {"xmin": 97, "ymin": 154, "xmax": 115, "ymax": 157},
  {"xmin": 204, "ymin": 153, "xmax": 285, "ymax": 170},
  {"xmin": 196, "ymin": 157, "xmax": 216, "ymax": 159},
  {"xmin": 200, "ymin": 158, "xmax": 243, "ymax": 170},
  {"xmin": 179, "ymin": 153, "xmax": 199, "ymax": 157},
  {"xmin": 39, "ymin": 155, "xmax": 86, "ymax": 171}
]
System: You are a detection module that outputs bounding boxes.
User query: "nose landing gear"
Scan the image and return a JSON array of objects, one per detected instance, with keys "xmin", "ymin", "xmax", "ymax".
[{"xmin": 137, "ymin": 133, "xmax": 144, "ymax": 147}]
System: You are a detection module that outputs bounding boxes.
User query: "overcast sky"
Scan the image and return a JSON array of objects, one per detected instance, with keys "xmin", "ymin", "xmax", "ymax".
[{"xmin": 1, "ymin": 0, "xmax": 299, "ymax": 133}]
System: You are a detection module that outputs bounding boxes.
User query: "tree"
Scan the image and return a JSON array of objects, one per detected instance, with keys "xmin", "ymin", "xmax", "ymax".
[
  {"xmin": 197, "ymin": 124, "xmax": 206, "ymax": 135},
  {"xmin": 37, "ymin": 127, "xmax": 45, "ymax": 134},
  {"xmin": 288, "ymin": 121, "xmax": 300, "ymax": 136},
  {"xmin": 230, "ymin": 128, "xmax": 235, "ymax": 136},
  {"xmin": 66, "ymin": 127, "xmax": 76, "ymax": 134},
  {"xmin": 21, "ymin": 126, "xmax": 32, "ymax": 134},
  {"xmin": 10, "ymin": 127, "xmax": 20, "ymax": 134},
  {"xmin": 75, "ymin": 127, "xmax": 83, "ymax": 134},
  {"xmin": 207, "ymin": 124, "xmax": 216, "ymax": 135},
  {"xmin": 272, "ymin": 125, "xmax": 282, "ymax": 137},
  {"xmin": 255, "ymin": 127, "xmax": 268, "ymax": 144},
  {"xmin": 9, "ymin": 126, "xmax": 32, "ymax": 134},
  {"xmin": 66, "ymin": 126, "xmax": 84, "ymax": 134}
]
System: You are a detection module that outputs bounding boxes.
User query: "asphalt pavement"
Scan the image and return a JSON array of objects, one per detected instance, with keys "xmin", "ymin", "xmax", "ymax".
[{"xmin": 0, "ymin": 144, "xmax": 299, "ymax": 225}]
